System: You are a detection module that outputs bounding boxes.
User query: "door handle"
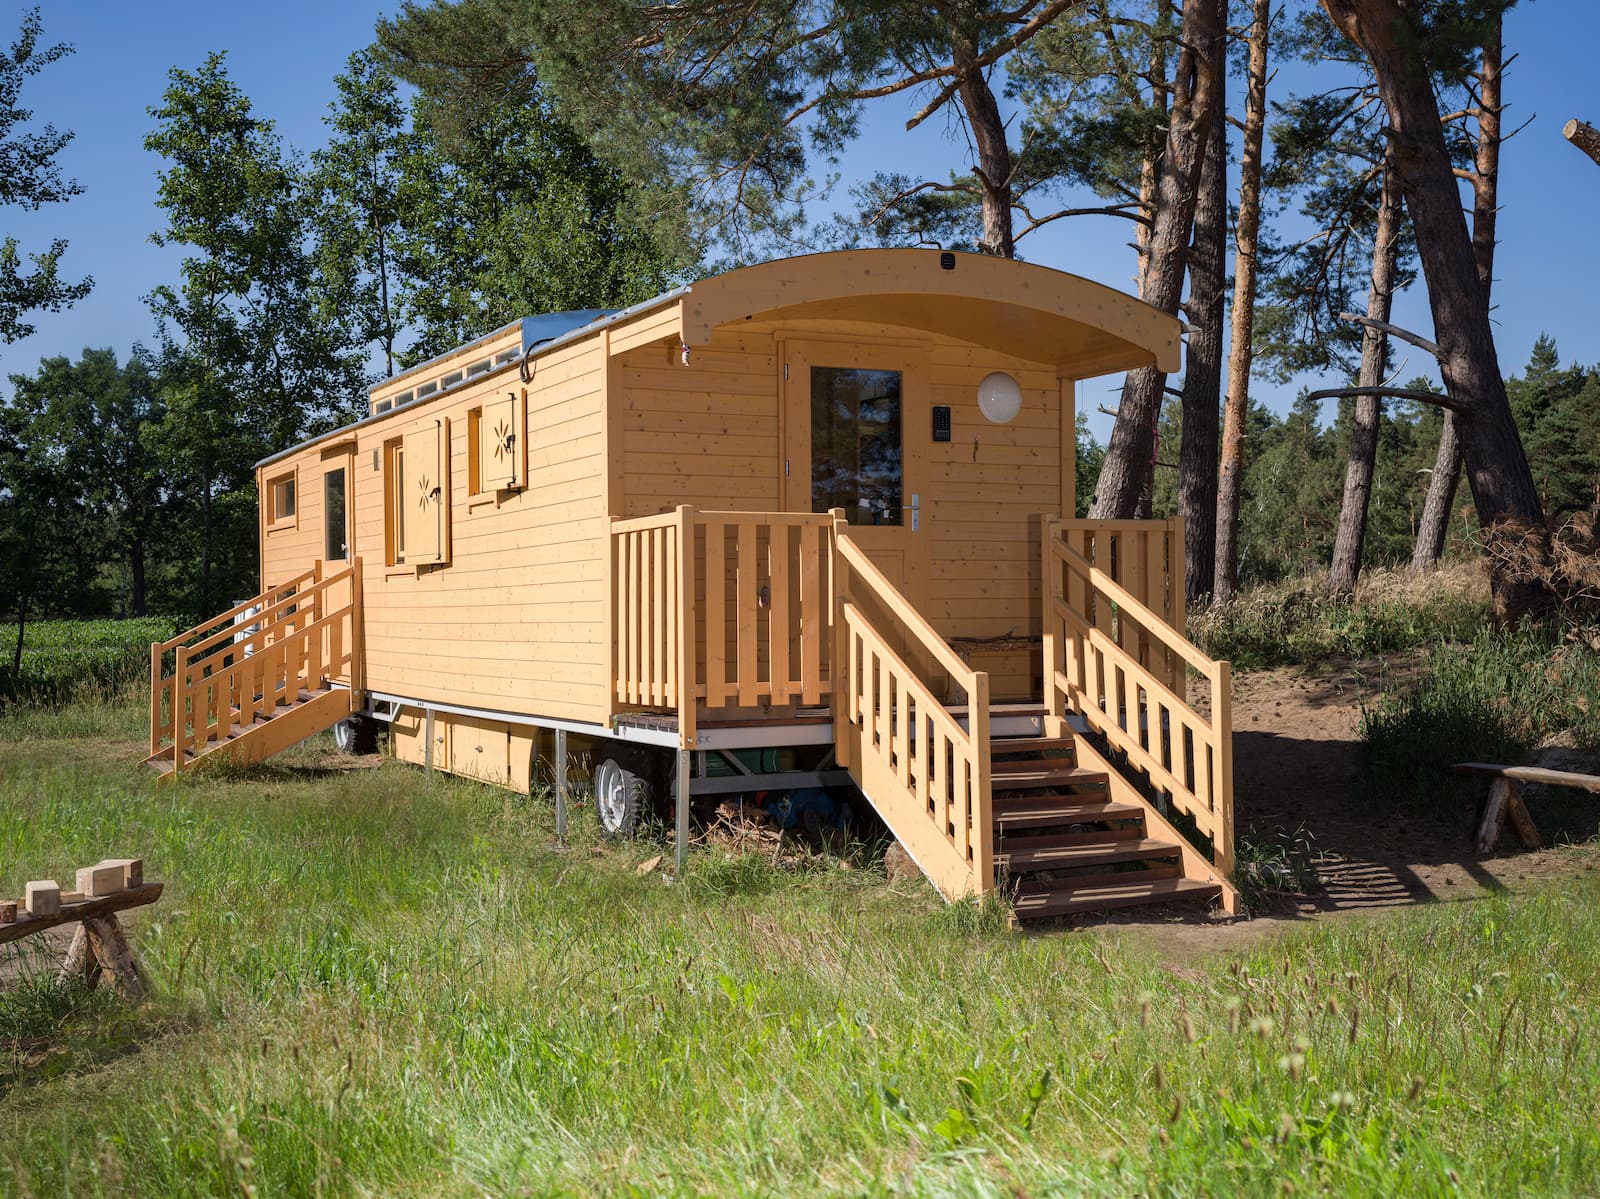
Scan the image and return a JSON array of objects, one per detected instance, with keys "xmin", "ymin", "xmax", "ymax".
[{"xmin": 902, "ymin": 493, "xmax": 919, "ymax": 532}]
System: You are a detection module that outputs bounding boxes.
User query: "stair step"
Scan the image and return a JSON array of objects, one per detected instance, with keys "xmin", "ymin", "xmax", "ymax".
[
  {"xmin": 991, "ymin": 766, "xmax": 1108, "ymax": 792},
  {"xmin": 990, "ymin": 736, "xmax": 1078, "ymax": 757},
  {"xmin": 1012, "ymin": 876, "xmax": 1221, "ymax": 921},
  {"xmin": 992, "ymin": 795, "xmax": 1143, "ymax": 830},
  {"xmin": 997, "ymin": 835, "xmax": 1181, "ymax": 872}
]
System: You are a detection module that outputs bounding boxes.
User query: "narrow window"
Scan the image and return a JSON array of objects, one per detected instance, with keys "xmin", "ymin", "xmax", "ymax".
[
  {"xmin": 384, "ymin": 439, "xmax": 406, "ymax": 564},
  {"xmin": 810, "ymin": 367, "xmax": 902, "ymax": 525},
  {"xmin": 324, "ymin": 467, "xmax": 347, "ymax": 561}
]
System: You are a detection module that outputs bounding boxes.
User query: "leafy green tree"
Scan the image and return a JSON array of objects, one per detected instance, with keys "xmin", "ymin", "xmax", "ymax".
[
  {"xmin": 0, "ymin": 8, "xmax": 91, "ymax": 349},
  {"xmin": 145, "ymin": 53, "xmax": 365, "ymax": 611},
  {"xmin": 391, "ymin": 87, "xmax": 682, "ymax": 364},
  {"xmin": 6, "ymin": 349, "xmax": 166, "ymax": 617},
  {"xmin": 311, "ymin": 50, "xmax": 411, "ymax": 378}
]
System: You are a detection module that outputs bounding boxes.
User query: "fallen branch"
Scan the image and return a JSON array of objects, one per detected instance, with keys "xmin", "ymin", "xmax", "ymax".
[
  {"xmin": 1304, "ymin": 385, "xmax": 1467, "ymax": 413},
  {"xmin": 1563, "ymin": 118, "xmax": 1600, "ymax": 167}
]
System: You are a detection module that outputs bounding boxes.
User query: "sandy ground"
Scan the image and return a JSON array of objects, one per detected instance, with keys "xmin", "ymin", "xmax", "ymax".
[{"xmin": 1076, "ymin": 653, "xmax": 1600, "ymax": 954}]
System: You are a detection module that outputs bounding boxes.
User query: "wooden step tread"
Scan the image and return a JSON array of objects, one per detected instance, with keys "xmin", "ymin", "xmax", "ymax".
[
  {"xmin": 997, "ymin": 835, "xmax": 1181, "ymax": 872},
  {"xmin": 991, "ymin": 755, "xmax": 1079, "ymax": 775},
  {"xmin": 992, "ymin": 797, "xmax": 1143, "ymax": 828},
  {"xmin": 991, "ymin": 766, "xmax": 1108, "ymax": 792},
  {"xmin": 990, "ymin": 736, "xmax": 1078, "ymax": 757},
  {"xmin": 1012, "ymin": 877, "xmax": 1221, "ymax": 920}
]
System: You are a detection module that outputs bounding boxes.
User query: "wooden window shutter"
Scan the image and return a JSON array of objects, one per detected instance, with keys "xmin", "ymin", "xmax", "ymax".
[
  {"xmin": 478, "ymin": 392, "xmax": 522, "ymax": 491},
  {"xmin": 402, "ymin": 421, "xmax": 450, "ymax": 565}
]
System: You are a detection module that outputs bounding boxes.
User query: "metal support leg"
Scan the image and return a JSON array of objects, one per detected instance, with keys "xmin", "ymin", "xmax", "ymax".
[
  {"xmin": 424, "ymin": 708, "xmax": 435, "ymax": 784},
  {"xmin": 674, "ymin": 747, "xmax": 691, "ymax": 874},
  {"xmin": 554, "ymin": 728, "xmax": 568, "ymax": 845}
]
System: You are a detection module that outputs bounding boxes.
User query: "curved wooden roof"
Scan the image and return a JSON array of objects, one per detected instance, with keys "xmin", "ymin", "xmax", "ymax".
[{"xmin": 680, "ymin": 249, "xmax": 1181, "ymax": 375}]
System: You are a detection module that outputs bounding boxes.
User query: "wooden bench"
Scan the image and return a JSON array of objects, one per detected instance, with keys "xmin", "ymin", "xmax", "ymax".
[
  {"xmin": 1, "ymin": 862, "xmax": 160, "ymax": 1000},
  {"xmin": 1454, "ymin": 762, "xmax": 1600, "ymax": 854}
]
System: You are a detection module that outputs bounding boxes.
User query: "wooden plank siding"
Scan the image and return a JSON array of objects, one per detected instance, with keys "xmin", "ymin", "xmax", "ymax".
[
  {"xmin": 259, "ymin": 331, "xmax": 614, "ymax": 727},
  {"xmin": 614, "ymin": 317, "xmax": 1072, "ymax": 700}
]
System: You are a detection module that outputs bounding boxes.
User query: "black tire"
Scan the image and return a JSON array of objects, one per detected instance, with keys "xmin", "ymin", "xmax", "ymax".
[
  {"xmin": 332, "ymin": 715, "xmax": 379, "ymax": 755},
  {"xmin": 594, "ymin": 754, "xmax": 647, "ymax": 838}
]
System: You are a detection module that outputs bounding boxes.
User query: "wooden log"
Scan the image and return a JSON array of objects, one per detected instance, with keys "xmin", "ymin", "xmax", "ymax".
[
  {"xmin": 1563, "ymin": 118, "xmax": 1600, "ymax": 168},
  {"xmin": 0, "ymin": 882, "xmax": 163, "ymax": 946},
  {"xmin": 58, "ymin": 925, "xmax": 99, "ymax": 987},
  {"xmin": 1476, "ymin": 776, "xmax": 1511, "ymax": 854},
  {"xmin": 84, "ymin": 916, "xmax": 145, "ymax": 1001},
  {"xmin": 1505, "ymin": 784, "xmax": 1543, "ymax": 851},
  {"xmin": 1453, "ymin": 762, "xmax": 1600, "ymax": 792},
  {"xmin": 0, "ymin": 901, "xmax": 15, "ymax": 923},
  {"xmin": 24, "ymin": 880, "xmax": 60, "ymax": 917}
]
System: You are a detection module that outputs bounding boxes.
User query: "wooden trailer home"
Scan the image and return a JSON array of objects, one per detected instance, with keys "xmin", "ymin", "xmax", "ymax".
[{"xmin": 146, "ymin": 248, "xmax": 1240, "ymax": 919}]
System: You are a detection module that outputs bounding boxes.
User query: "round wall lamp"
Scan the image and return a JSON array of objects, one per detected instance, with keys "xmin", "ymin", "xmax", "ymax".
[{"xmin": 977, "ymin": 371, "xmax": 1022, "ymax": 424}]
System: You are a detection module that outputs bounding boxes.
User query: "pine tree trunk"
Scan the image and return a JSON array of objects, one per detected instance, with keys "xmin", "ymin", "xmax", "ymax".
[
  {"xmin": 951, "ymin": 22, "xmax": 1014, "ymax": 259},
  {"xmin": 1214, "ymin": 0, "xmax": 1270, "ymax": 604},
  {"xmin": 1327, "ymin": 153, "xmax": 1403, "ymax": 594},
  {"xmin": 1322, "ymin": 1, "xmax": 1543, "ymax": 620},
  {"xmin": 1411, "ymin": 418, "xmax": 1461, "ymax": 569},
  {"xmin": 1411, "ymin": 16, "xmax": 1499, "ymax": 573},
  {"xmin": 1178, "ymin": 80, "xmax": 1226, "ymax": 604},
  {"xmin": 1091, "ymin": 0, "xmax": 1225, "ymax": 519}
]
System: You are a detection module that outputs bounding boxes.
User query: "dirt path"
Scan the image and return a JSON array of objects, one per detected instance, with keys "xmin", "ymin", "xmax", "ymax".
[{"xmin": 1087, "ymin": 654, "xmax": 1600, "ymax": 953}]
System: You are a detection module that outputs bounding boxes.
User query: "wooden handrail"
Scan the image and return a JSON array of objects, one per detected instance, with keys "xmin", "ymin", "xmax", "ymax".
[
  {"xmin": 1051, "ymin": 539, "xmax": 1215, "ymax": 678},
  {"xmin": 833, "ymin": 534, "xmax": 980, "ymax": 690},
  {"xmin": 1042, "ymin": 518, "xmax": 1234, "ymax": 878},
  {"xmin": 832, "ymin": 516, "xmax": 993, "ymax": 900},
  {"xmin": 158, "ymin": 568, "xmax": 316, "ymax": 650}
]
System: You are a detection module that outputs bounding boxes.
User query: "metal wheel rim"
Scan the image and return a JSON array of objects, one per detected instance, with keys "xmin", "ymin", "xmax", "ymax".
[
  {"xmin": 332, "ymin": 720, "xmax": 354, "ymax": 752},
  {"xmin": 595, "ymin": 760, "xmax": 626, "ymax": 833}
]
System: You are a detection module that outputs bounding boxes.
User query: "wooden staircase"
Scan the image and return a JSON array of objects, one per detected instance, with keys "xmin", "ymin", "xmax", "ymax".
[
  {"xmin": 832, "ymin": 515, "xmax": 1239, "ymax": 921},
  {"xmin": 989, "ymin": 735, "xmax": 1221, "ymax": 921},
  {"xmin": 145, "ymin": 560, "xmax": 363, "ymax": 781}
]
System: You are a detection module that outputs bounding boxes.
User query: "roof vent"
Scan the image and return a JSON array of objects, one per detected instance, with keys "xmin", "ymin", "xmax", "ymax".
[{"xmin": 940, "ymin": 251, "xmax": 956, "ymax": 270}]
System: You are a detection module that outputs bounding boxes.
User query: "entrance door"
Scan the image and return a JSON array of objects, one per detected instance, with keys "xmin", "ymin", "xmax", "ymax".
[
  {"xmin": 782, "ymin": 340, "xmax": 926, "ymax": 605},
  {"xmin": 320, "ymin": 448, "xmax": 356, "ymax": 686}
]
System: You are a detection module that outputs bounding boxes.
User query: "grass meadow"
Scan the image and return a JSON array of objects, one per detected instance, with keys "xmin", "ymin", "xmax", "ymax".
[{"xmin": 3, "ymin": 684, "xmax": 1600, "ymax": 1198}]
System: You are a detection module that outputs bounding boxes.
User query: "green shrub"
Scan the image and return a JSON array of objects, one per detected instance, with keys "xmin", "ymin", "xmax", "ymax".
[
  {"xmin": 1359, "ymin": 625, "xmax": 1600, "ymax": 818},
  {"xmin": 0, "ymin": 617, "xmax": 177, "ymax": 708},
  {"xmin": 1190, "ymin": 562, "xmax": 1489, "ymax": 670}
]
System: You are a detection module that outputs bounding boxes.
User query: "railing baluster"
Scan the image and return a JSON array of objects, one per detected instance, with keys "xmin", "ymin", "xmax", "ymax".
[
  {"xmin": 706, "ymin": 520, "xmax": 727, "ymax": 706},
  {"xmin": 770, "ymin": 524, "xmax": 791, "ymax": 704}
]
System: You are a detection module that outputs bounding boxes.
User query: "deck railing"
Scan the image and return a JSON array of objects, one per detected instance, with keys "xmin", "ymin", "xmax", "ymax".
[
  {"xmin": 149, "ymin": 559, "xmax": 363, "ymax": 777},
  {"xmin": 611, "ymin": 507, "xmax": 835, "ymax": 741},
  {"xmin": 1051, "ymin": 517, "xmax": 1187, "ymax": 696},
  {"xmin": 1042, "ymin": 520, "xmax": 1233, "ymax": 876},
  {"xmin": 833, "ymin": 518, "xmax": 994, "ymax": 901}
]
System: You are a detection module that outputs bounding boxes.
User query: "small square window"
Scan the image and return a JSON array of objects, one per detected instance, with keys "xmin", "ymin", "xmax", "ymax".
[{"xmin": 267, "ymin": 470, "xmax": 297, "ymax": 529}]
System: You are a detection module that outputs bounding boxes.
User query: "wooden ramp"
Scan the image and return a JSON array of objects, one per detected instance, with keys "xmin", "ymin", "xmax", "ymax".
[{"xmin": 145, "ymin": 560, "xmax": 362, "ymax": 782}]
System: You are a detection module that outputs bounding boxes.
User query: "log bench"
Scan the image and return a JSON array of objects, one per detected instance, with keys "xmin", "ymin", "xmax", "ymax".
[
  {"xmin": 1454, "ymin": 762, "xmax": 1600, "ymax": 855},
  {"xmin": 1, "ymin": 881, "xmax": 161, "ymax": 1000}
]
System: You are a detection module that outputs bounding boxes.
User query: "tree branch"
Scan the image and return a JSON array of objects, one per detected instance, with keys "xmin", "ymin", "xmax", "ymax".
[
  {"xmin": 1336, "ymin": 312, "xmax": 1445, "ymax": 361},
  {"xmin": 1305, "ymin": 385, "xmax": 1467, "ymax": 413}
]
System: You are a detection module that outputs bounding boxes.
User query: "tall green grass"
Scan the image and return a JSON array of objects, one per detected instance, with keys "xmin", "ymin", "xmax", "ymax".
[
  {"xmin": 0, "ymin": 616, "xmax": 176, "ymax": 708},
  {"xmin": 4, "ymin": 704, "xmax": 1600, "ymax": 1195},
  {"xmin": 1360, "ymin": 625, "xmax": 1600, "ymax": 818},
  {"xmin": 1190, "ymin": 561, "xmax": 1489, "ymax": 670}
]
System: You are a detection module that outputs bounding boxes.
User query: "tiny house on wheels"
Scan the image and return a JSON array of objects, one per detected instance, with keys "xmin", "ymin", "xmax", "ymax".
[{"xmin": 145, "ymin": 249, "xmax": 1240, "ymax": 919}]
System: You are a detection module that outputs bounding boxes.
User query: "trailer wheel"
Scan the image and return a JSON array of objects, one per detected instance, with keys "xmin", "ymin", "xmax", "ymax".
[
  {"xmin": 332, "ymin": 715, "xmax": 379, "ymax": 755},
  {"xmin": 594, "ymin": 754, "xmax": 647, "ymax": 838}
]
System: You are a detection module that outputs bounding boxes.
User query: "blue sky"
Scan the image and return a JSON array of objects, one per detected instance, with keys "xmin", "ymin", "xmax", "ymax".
[{"xmin": 6, "ymin": 1, "xmax": 1597, "ymax": 442}]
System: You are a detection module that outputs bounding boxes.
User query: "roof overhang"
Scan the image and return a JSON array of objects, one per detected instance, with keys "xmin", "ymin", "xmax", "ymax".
[{"xmin": 679, "ymin": 249, "xmax": 1181, "ymax": 376}]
